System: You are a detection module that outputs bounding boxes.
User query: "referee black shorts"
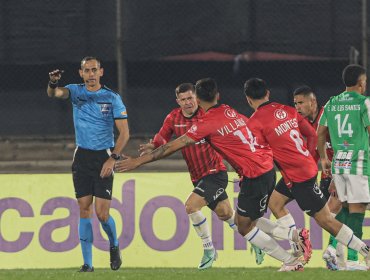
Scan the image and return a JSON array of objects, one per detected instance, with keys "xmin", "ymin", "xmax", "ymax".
[{"xmin": 72, "ymin": 147, "xmax": 114, "ymax": 200}]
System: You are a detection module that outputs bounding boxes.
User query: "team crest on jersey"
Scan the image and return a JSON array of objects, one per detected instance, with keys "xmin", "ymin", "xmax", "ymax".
[
  {"xmin": 189, "ymin": 124, "xmax": 197, "ymax": 134},
  {"xmin": 274, "ymin": 109, "xmax": 287, "ymax": 121},
  {"xmin": 100, "ymin": 103, "xmax": 112, "ymax": 117},
  {"xmin": 224, "ymin": 108, "xmax": 238, "ymax": 119}
]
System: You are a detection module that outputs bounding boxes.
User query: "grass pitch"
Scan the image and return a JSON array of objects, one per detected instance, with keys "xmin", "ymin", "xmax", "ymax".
[{"xmin": 1, "ymin": 268, "xmax": 369, "ymax": 280}]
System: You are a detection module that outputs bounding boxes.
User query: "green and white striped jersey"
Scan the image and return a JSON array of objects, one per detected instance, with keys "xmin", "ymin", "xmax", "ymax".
[{"xmin": 319, "ymin": 91, "xmax": 370, "ymax": 175}]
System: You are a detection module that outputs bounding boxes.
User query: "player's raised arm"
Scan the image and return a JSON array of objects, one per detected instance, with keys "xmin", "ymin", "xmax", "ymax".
[
  {"xmin": 47, "ymin": 69, "xmax": 70, "ymax": 99},
  {"xmin": 115, "ymin": 134, "xmax": 195, "ymax": 172}
]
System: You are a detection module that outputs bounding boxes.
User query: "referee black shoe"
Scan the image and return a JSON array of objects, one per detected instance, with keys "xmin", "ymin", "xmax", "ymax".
[
  {"xmin": 78, "ymin": 264, "xmax": 94, "ymax": 272},
  {"xmin": 110, "ymin": 245, "xmax": 122, "ymax": 270}
]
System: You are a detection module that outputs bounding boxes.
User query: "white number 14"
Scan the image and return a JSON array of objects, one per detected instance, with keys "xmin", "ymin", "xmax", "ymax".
[{"xmin": 334, "ymin": 114, "xmax": 353, "ymax": 137}]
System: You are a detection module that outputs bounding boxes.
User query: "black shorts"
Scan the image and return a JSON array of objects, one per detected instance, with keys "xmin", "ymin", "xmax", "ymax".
[
  {"xmin": 192, "ymin": 171, "xmax": 228, "ymax": 210},
  {"xmin": 237, "ymin": 169, "xmax": 276, "ymax": 221},
  {"xmin": 275, "ymin": 175, "xmax": 327, "ymax": 217},
  {"xmin": 72, "ymin": 147, "xmax": 113, "ymax": 200},
  {"xmin": 320, "ymin": 177, "xmax": 331, "ymax": 200}
]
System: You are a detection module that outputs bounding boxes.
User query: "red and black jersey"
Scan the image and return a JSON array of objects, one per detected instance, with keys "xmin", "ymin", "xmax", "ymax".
[
  {"xmin": 186, "ymin": 104, "xmax": 274, "ymax": 178},
  {"xmin": 247, "ymin": 102, "xmax": 318, "ymax": 186},
  {"xmin": 308, "ymin": 107, "xmax": 334, "ymax": 179},
  {"xmin": 152, "ymin": 107, "xmax": 226, "ymax": 182}
]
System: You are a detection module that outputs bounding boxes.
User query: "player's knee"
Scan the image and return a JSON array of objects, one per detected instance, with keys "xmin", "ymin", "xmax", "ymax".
[
  {"xmin": 216, "ymin": 207, "xmax": 233, "ymax": 221},
  {"xmin": 237, "ymin": 220, "xmax": 253, "ymax": 236},
  {"xmin": 96, "ymin": 212, "xmax": 109, "ymax": 223},
  {"xmin": 184, "ymin": 202, "xmax": 200, "ymax": 215},
  {"xmin": 79, "ymin": 208, "xmax": 91, "ymax": 218},
  {"xmin": 314, "ymin": 207, "xmax": 336, "ymax": 231},
  {"xmin": 269, "ymin": 206, "xmax": 286, "ymax": 218}
]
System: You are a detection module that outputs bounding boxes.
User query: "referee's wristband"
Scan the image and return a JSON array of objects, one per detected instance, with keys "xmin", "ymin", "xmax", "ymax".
[{"xmin": 48, "ymin": 80, "xmax": 58, "ymax": 89}]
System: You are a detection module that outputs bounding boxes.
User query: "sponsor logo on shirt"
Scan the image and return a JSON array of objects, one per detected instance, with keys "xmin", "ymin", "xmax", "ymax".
[
  {"xmin": 213, "ymin": 188, "xmax": 225, "ymax": 200},
  {"xmin": 339, "ymin": 140, "xmax": 351, "ymax": 149},
  {"xmin": 174, "ymin": 124, "xmax": 188, "ymax": 127},
  {"xmin": 313, "ymin": 182, "xmax": 323, "ymax": 198},
  {"xmin": 195, "ymin": 138, "xmax": 206, "ymax": 145},
  {"xmin": 259, "ymin": 194, "xmax": 268, "ymax": 212},
  {"xmin": 334, "ymin": 150, "xmax": 353, "ymax": 170},
  {"xmin": 338, "ymin": 93, "xmax": 354, "ymax": 102}
]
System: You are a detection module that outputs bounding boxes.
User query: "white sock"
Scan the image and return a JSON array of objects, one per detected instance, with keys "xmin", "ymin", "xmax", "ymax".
[
  {"xmin": 189, "ymin": 211, "xmax": 213, "ymax": 250},
  {"xmin": 244, "ymin": 226, "xmax": 295, "ymax": 264},
  {"xmin": 224, "ymin": 210, "xmax": 237, "ymax": 231},
  {"xmin": 256, "ymin": 217, "xmax": 278, "ymax": 234},
  {"xmin": 256, "ymin": 217, "xmax": 292, "ymax": 241},
  {"xmin": 335, "ymin": 224, "xmax": 369, "ymax": 257},
  {"xmin": 276, "ymin": 214, "xmax": 298, "ymax": 254}
]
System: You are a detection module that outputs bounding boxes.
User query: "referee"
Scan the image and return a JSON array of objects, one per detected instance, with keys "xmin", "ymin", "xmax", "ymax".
[{"xmin": 47, "ymin": 56, "xmax": 129, "ymax": 272}]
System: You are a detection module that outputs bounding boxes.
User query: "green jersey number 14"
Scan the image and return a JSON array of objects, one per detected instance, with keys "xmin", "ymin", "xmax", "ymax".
[{"xmin": 334, "ymin": 113, "xmax": 353, "ymax": 138}]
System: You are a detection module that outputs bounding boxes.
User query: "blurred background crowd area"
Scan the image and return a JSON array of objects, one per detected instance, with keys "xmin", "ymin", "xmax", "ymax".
[{"xmin": 1, "ymin": 0, "xmax": 369, "ymax": 172}]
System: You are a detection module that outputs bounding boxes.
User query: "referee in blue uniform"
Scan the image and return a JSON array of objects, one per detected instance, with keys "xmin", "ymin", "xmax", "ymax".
[{"xmin": 47, "ymin": 57, "xmax": 129, "ymax": 272}]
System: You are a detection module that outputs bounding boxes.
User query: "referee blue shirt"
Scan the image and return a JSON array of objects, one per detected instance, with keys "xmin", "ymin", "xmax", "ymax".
[{"xmin": 66, "ymin": 84, "xmax": 128, "ymax": 150}]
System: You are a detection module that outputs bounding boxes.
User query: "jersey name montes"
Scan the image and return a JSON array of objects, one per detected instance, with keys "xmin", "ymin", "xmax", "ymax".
[{"xmin": 274, "ymin": 118, "xmax": 298, "ymax": 136}]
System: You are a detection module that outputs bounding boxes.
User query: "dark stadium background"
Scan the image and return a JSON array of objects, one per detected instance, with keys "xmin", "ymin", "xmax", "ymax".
[{"xmin": 0, "ymin": 0, "xmax": 369, "ymax": 169}]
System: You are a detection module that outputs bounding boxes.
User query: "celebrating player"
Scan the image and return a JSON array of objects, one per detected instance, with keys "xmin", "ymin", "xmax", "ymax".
[
  {"xmin": 116, "ymin": 78, "xmax": 309, "ymax": 271},
  {"xmin": 138, "ymin": 83, "xmax": 260, "ymax": 269},
  {"xmin": 244, "ymin": 77, "xmax": 370, "ymax": 268}
]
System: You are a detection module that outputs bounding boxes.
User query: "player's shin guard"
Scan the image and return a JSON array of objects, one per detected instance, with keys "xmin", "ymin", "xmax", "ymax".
[
  {"xmin": 101, "ymin": 215, "xmax": 119, "ymax": 247},
  {"xmin": 244, "ymin": 227, "xmax": 295, "ymax": 264},
  {"xmin": 335, "ymin": 224, "xmax": 369, "ymax": 258},
  {"xmin": 189, "ymin": 211, "xmax": 213, "ymax": 249},
  {"xmin": 276, "ymin": 214, "xmax": 299, "ymax": 256},
  {"xmin": 79, "ymin": 218, "xmax": 93, "ymax": 268},
  {"xmin": 256, "ymin": 217, "xmax": 292, "ymax": 241},
  {"xmin": 346, "ymin": 212, "xmax": 364, "ymax": 261}
]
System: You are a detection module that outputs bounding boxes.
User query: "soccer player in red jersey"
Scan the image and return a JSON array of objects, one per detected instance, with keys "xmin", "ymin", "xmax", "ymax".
[
  {"xmin": 293, "ymin": 86, "xmax": 339, "ymax": 203},
  {"xmin": 244, "ymin": 78, "xmax": 370, "ymax": 268},
  {"xmin": 138, "ymin": 83, "xmax": 246, "ymax": 269},
  {"xmin": 116, "ymin": 78, "xmax": 307, "ymax": 271},
  {"xmin": 293, "ymin": 86, "xmax": 344, "ymax": 269}
]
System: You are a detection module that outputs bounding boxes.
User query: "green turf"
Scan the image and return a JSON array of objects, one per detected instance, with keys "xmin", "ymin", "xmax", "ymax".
[{"xmin": 1, "ymin": 268, "xmax": 369, "ymax": 280}]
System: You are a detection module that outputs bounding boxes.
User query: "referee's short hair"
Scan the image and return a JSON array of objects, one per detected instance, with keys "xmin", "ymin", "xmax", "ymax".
[{"xmin": 81, "ymin": 56, "xmax": 101, "ymax": 68}]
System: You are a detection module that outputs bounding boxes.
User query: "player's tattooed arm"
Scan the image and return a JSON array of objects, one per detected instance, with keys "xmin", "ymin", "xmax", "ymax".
[
  {"xmin": 151, "ymin": 135, "xmax": 195, "ymax": 161},
  {"xmin": 115, "ymin": 134, "xmax": 196, "ymax": 172}
]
